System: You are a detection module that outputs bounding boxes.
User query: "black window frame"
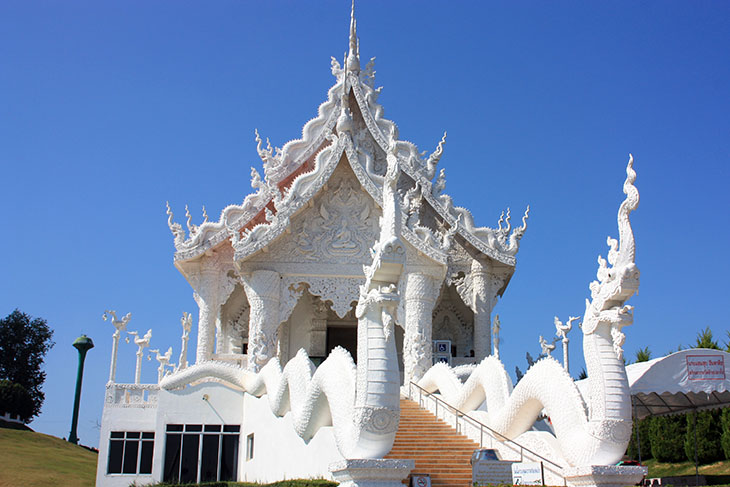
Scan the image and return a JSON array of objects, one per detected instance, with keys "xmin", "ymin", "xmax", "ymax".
[
  {"xmin": 163, "ymin": 423, "xmax": 240, "ymax": 483},
  {"xmin": 106, "ymin": 431, "xmax": 155, "ymax": 475}
]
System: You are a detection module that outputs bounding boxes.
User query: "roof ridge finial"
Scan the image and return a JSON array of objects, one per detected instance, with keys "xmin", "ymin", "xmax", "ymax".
[{"xmin": 347, "ymin": 0, "xmax": 360, "ymax": 73}]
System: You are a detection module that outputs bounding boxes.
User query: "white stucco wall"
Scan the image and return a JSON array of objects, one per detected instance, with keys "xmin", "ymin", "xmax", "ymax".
[
  {"xmin": 96, "ymin": 401, "xmax": 157, "ymax": 487},
  {"xmin": 96, "ymin": 382, "xmax": 244, "ymax": 487},
  {"xmin": 240, "ymin": 392, "xmax": 343, "ymax": 482}
]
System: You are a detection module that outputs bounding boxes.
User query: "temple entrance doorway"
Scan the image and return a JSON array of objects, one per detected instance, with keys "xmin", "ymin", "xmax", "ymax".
[{"xmin": 326, "ymin": 323, "xmax": 357, "ymax": 363}]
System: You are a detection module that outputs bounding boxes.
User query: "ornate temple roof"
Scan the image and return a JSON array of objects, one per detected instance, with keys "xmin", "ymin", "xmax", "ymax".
[{"xmin": 167, "ymin": 4, "xmax": 529, "ymax": 270}]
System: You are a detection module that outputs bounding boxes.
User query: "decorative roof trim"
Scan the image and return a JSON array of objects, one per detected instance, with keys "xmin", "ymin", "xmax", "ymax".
[{"xmin": 169, "ymin": 11, "xmax": 528, "ymax": 267}]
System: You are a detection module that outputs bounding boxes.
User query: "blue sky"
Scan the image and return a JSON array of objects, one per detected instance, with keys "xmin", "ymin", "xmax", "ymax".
[{"xmin": 1, "ymin": 1, "xmax": 728, "ymax": 448}]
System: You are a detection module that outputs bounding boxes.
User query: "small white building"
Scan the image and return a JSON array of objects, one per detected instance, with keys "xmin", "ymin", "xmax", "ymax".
[{"xmin": 96, "ymin": 8, "xmax": 529, "ymax": 487}]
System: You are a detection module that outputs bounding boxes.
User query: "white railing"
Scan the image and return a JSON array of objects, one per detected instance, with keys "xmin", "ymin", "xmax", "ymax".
[
  {"xmin": 105, "ymin": 383, "xmax": 159, "ymax": 408},
  {"xmin": 407, "ymin": 381, "xmax": 566, "ymax": 486}
]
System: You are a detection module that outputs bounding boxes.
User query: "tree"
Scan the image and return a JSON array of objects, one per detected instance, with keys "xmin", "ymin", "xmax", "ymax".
[
  {"xmin": 685, "ymin": 409, "xmax": 723, "ymax": 464},
  {"xmin": 693, "ymin": 327, "xmax": 720, "ymax": 350},
  {"xmin": 0, "ymin": 310, "xmax": 54, "ymax": 422},
  {"xmin": 634, "ymin": 346, "xmax": 651, "ymax": 363},
  {"xmin": 649, "ymin": 415, "xmax": 687, "ymax": 462},
  {"xmin": 721, "ymin": 408, "xmax": 730, "ymax": 460}
]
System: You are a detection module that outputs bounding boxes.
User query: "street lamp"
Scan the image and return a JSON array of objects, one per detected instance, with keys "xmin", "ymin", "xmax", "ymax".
[{"xmin": 68, "ymin": 334, "xmax": 94, "ymax": 445}]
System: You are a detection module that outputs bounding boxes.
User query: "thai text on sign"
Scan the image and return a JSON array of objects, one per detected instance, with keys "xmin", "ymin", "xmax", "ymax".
[{"xmin": 686, "ymin": 355, "xmax": 725, "ymax": 380}]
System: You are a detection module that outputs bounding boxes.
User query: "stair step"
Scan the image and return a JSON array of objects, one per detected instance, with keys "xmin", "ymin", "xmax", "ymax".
[{"xmin": 387, "ymin": 398, "xmax": 483, "ymax": 487}]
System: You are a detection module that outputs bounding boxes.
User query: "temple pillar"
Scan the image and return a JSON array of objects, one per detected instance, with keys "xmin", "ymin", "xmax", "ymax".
[
  {"xmin": 309, "ymin": 297, "xmax": 328, "ymax": 358},
  {"xmin": 403, "ymin": 272, "xmax": 439, "ymax": 385},
  {"xmin": 192, "ymin": 269, "xmax": 221, "ymax": 364},
  {"xmin": 470, "ymin": 259, "xmax": 497, "ymax": 362},
  {"xmin": 241, "ymin": 269, "xmax": 281, "ymax": 371},
  {"xmin": 192, "ymin": 266, "xmax": 236, "ymax": 364}
]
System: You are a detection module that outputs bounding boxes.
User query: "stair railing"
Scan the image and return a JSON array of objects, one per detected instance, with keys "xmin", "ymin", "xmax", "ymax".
[{"xmin": 408, "ymin": 381, "xmax": 566, "ymax": 485}]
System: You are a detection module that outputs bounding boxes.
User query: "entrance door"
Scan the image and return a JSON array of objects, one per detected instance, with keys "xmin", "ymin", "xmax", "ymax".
[{"xmin": 326, "ymin": 325, "xmax": 357, "ymax": 363}]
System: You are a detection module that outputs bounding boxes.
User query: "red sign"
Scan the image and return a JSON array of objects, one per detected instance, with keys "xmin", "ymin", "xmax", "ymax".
[{"xmin": 686, "ymin": 355, "xmax": 725, "ymax": 380}]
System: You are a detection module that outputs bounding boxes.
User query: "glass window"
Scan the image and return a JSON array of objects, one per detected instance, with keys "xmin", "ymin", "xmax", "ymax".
[
  {"xmin": 163, "ymin": 423, "xmax": 239, "ymax": 482},
  {"xmin": 180, "ymin": 434, "xmax": 200, "ymax": 483},
  {"xmin": 163, "ymin": 433, "xmax": 181, "ymax": 482},
  {"xmin": 246, "ymin": 433, "xmax": 254, "ymax": 461},
  {"xmin": 107, "ymin": 431, "xmax": 154, "ymax": 475}
]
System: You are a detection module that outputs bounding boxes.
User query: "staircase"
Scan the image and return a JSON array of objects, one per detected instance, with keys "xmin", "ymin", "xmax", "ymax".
[{"xmin": 385, "ymin": 398, "xmax": 478, "ymax": 487}]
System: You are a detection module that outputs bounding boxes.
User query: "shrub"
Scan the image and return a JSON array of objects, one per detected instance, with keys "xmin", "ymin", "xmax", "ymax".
[
  {"xmin": 649, "ymin": 414, "xmax": 687, "ymax": 462},
  {"xmin": 720, "ymin": 407, "xmax": 730, "ymax": 460},
  {"xmin": 626, "ymin": 417, "xmax": 652, "ymax": 460},
  {"xmin": 684, "ymin": 409, "xmax": 723, "ymax": 464}
]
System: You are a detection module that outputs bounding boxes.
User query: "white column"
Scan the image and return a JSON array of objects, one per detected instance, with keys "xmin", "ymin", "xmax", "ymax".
[
  {"xmin": 403, "ymin": 272, "xmax": 438, "ymax": 385},
  {"xmin": 192, "ymin": 267, "xmax": 236, "ymax": 364},
  {"xmin": 109, "ymin": 330, "xmax": 121, "ymax": 383},
  {"xmin": 242, "ymin": 270, "xmax": 281, "ymax": 371},
  {"xmin": 470, "ymin": 259, "xmax": 494, "ymax": 361},
  {"xmin": 178, "ymin": 312, "xmax": 192, "ymax": 370}
]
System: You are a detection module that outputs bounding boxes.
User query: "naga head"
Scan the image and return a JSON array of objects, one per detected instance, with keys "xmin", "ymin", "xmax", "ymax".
[{"xmin": 583, "ymin": 156, "xmax": 640, "ymax": 360}]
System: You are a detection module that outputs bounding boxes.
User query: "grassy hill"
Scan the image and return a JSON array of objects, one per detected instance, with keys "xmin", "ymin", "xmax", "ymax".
[{"xmin": 0, "ymin": 427, "xmax": 97, "ymax": 487}]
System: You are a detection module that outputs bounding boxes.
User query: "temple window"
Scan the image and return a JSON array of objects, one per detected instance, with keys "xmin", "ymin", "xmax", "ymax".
[
  {"xmin": 163, "ymin": 424, "xmax": 240, "ymax": 483},
  {"xmin": 106, "ymin": 431, "xmax": 154, "ymax": 475}
]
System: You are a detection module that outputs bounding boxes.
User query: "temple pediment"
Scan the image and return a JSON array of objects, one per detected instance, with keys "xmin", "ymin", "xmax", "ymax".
[{"xmin": 166, "ymin": 19, "xmax": 529, "ymax": 270}]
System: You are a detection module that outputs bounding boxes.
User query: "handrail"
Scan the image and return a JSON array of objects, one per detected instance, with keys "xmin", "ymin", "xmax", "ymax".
[{"xmin": 408, "ymin": 381, "xmax": 566, "ymax": 475}]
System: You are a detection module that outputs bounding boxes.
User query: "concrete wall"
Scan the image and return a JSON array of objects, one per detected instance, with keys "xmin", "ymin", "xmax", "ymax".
[
  {"xmin": 95, "ymin": 399, "xmax": 157, "ymax": 487},
  {"xmin": 239, "ymin": 393, "xmax": 343, "ymax": 482},
  {"xmin": 96, "ymin": 382, "xmax": 244, "ymax": 487}
]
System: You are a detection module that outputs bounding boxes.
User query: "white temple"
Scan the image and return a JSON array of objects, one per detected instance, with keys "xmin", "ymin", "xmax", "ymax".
[{"xmin": 96, "ymin": 6, "xmax": 646, "ymax": 487}]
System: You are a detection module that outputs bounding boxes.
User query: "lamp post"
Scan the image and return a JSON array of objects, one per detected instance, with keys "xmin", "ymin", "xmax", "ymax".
[{"xmin": 68, "ymin": 334, "xmax": 94, "ymax": 445}]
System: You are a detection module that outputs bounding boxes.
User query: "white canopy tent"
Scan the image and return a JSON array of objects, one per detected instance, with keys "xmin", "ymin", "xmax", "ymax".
[
  {"xmin": 624, "ymin": 349, "xmax": 730, "ymax": 481},
  {"xmin": 626, "ymin": 349, "xmax": 730, "ymax": 420}
]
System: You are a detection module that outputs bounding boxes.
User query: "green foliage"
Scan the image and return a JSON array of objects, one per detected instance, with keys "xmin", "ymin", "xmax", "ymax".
[
  {"xmin": 693, "ymin": 327, "xmax": 721, "ymax": 350},
  {"xmin": 685, "ymin": 410, "xmax": 723, "ymax": 464},
  {"xmin": 577, "ymin": 368, "xmax": 588, "ymax": 380},
  {"xmin": 634, "ymin": 346, "xmax": 652, "ymax": 363},
  {"xmin": 0, "ymin": 310, "xmax": 54, "ymax": 422},
  {"xmin": 627, "ymin": 417, "xmax": 652, "ymax": 460},
  {"xmin": 0, "ymin": 380, "xmax": 36, "ymax": 422},
  {"xmin": 722, "ymin": 408, "xmax": 730, "ymax": 460},
  {"xmin": 649, "ymin": 415, "xmax": 687, "ymax": 462}
]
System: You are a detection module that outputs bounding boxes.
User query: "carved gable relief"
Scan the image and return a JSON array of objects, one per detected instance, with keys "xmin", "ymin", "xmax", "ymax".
[
  {"xmin": 250, "ymin": 162, "xmax": 381, "ymax": 266},
  {"xmin": 218, "ymin": 284, "xmax": 250, "ymax": 354}
]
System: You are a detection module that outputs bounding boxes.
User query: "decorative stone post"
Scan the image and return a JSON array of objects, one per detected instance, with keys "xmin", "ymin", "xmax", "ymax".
[
  {"xmin": 149, "ymin": 347, "xmax": 173, "ymax": 383},
  {"xmin": 470, "ymin": 258, "xmax": 495, "ymax": 361},
  {"xmin": 402, "ymin": 272, "xmax": 438, "ymax": 385},
  {"xmin": 241, "ymin": 269, "xmax": 281, "ymax": 371},
  {"xmin": 492, "ymin": 314, "xmax": 501, "ymax": 359},
  {"xmin": 178, "ymin": 311, "xmax": 192, "ymax": 370},
  {"xmin": 309, "ymin": 297, "xmax": 328, "ymax": 358},
  {"xmin": 555, "ymin": 316, "xmax": 579, "ymax": 373},
  {"xmin": 128, "ymin": 329, "xmax": 152, "ymax": 384},
  {"xmin": 102, "ymin": 310, "xmax": 131, "ymax": 383},
  {"xmin": 69, "ymin": 334, "xmax": 94, "ymax": 445}
]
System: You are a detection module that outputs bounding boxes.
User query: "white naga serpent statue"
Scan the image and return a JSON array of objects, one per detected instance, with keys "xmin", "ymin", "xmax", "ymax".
[
  {"xmin": 160, "ymin": 150, "xmax": 406, "ymax": 460},
  {"xmin": 418, "ymin": 156, "xmax": 640, "ymax": 468}
]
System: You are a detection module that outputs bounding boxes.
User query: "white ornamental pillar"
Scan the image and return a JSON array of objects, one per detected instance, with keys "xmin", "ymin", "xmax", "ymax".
[
  {"xmin": 242, "ymin": 270, "xmax": 281, "ymax": 372},
  {"xmin": 471, "ymin": 259, "xmax": 496, "ymax": 361},
  {"xmin": 102, "ymin": 310, "xmax": 131, "ymax": 383},
  {"xmin": 192, "ymin": 267, "xmax": 236, "ymax": 364},
  {"xmin": 178, "ymin": 312, "xmax": 192, "ymax": 370},
  {"xmin": 403, "ymin": 272, "xmax": 438, "ymax": 385}
]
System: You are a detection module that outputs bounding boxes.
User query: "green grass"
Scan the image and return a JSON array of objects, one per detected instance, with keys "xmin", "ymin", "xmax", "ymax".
[
  {"xmin": 147, "ymin": 481, "xmax": 338, "ymax": 487},
  {"xmin": 644, "ymin": 458, "xmax": 730, "ymax": 485},
  {"xmin": 0, "ymin": 427, "xmax": 98, "ymax": 487}
]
